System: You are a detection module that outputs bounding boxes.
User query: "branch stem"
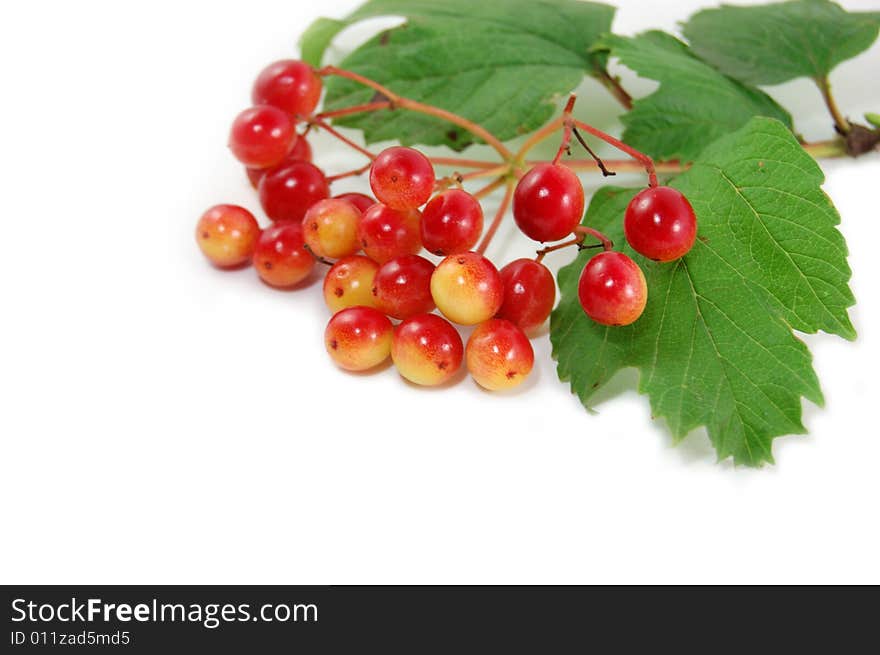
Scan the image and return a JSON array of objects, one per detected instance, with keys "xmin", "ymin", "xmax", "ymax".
[
  {"xmin": 815, "ymin": 76, "xmax": 850, "ymax": 135},
  {"xmin": 308, "ymin": 117, "xmax": 376, "ymax": 160},
  {"xmin": 575, "ymin": 225, "xmax": 613, "ymax": 251},
  {"xmin": 594, "ymin": 66, "xmax": 634, "ymax": 111},
  {"xmin": 476, "ymin": 181, "xmax": 515, "ymax": 254},
  {"xmin": 318, "ymin": 66, "xmax": 514, "ymax": 160}
]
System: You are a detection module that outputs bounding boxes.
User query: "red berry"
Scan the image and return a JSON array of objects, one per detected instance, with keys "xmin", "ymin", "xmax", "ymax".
[
  {"xmin": 513, "ymin": 163, "xmax": 585, "ymax": 242},
  {"xmin": 325, "ymin": 307, "xmax": 393, "ymax": 372},
  {"xmin": 323, "ymin": 255, "xmax": 379, "ymax": 313},
  {"xmin": 391, "ymin": 314, "xmax": 463, "ymax": 386},
  {"xmin": 246, "ymin": 137, "xmax": 313, "ymax": 188},
  {"xmin": 578, "ymin": 251, "xmax": 647, "ymax": 326},
  {"xmin": 259, "ymin": 160, "xmax": 329, "ymax": 223},
  {"xmin": 333, "ymin": 192, "xmax": 375, "ymax": 215},
  {"xmin": 430, "ymin": 252, "xmax": 504, "ymax": 326},
  {"xmin": 357, "ymin": 203, "xmax": 422, "ymax": 264},
  {"xmin": 252, "ymin": 60, "xmax": 322, "ymax": 118},
  {"xmin": 195, "ymin": 204, "xmax": 261, "ymax": 268},
  {"xmin": 302, "ymin": 198, "xmax": 361, "ymax": 259},
  {"xmin": 466, "ymin": 319, "xmax": 534, "ymax": 391},
  {"xmin": 420, "ymin": 189, "xmax": 484, "ymax": 255},
  {"xmin": 369, "ymin": 146, "xmax": 435, "ymax": 210},
  {"xmin": 496, "ymin": 259, "xmax": 556, "ymax": 333},
  {"xmin": 372, "ymin": 255, "xmax": 436, "ymax": 320},
  {"xmin": 253, "ymin": 222, "xmax": 314, "ymax": 288},
  {"xmin": 228, "ymin": 105, "xmax": 295, "ymax": 169},
  {"xmin": 624, "ymin": 186, "xmax": 697, "ymax": 262}
]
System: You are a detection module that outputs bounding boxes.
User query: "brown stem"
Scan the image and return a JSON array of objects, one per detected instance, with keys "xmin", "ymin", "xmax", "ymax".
[
  {"xmin": 572, "ymin": 128, "xmax": 615, "ymax": 177},
  {"xmin": 476, "ymin": 181, "xmax": 515, "ymax": 255},
  {"xmin": 815, "ymin": 76, "xmax": 850, "ymax": 135},
  {"xmin": 594, "ymin": 66, "xmax": 634, "ymax": 111}
]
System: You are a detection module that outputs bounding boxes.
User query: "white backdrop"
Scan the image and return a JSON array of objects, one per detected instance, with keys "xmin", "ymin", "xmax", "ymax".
[{"xmin": 1, "ymin": 0, "xmax": 878, "ymax": 584}]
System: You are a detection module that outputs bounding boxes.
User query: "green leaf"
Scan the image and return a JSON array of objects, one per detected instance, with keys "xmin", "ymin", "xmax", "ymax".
[
  {"xmin": 600, "ymin": 31, "xmax": 793, "ymax": 161},
  {"xmin": 298, "ymin": 18, "xmax": 348, "ymax": 68},
  {"xmin": 682, "ymin": 0, "xmax": 880, "ymax": 86},
  {"xmin": 300, "ymin": 0, "xmax": 615, "ymax": 150},
  {"xmin": 550, "ymin": 118, "xmax": 855, "ymax": 466}
]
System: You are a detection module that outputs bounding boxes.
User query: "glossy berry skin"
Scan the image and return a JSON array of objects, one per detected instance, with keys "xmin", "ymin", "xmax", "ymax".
[
  {"xmin": 259, "ymin": 161, "xmax": 329, "ymax": 223},
  {"xmin": 466, "ymin": 319, "xmax": 534, "ymax": 391},
  {"xmin": 325, "ymin": 307, "xmax": 393, "ymax": 372},
  {"xmin": 323, "ymin": 255, "xmax": 379, "ymax": 313},
  {"xmin": 578, "ymin": 251, "xmax": 647, "ymax": 326},
  {"xmin": 252, "ymin": 60, "xmax": 322, "ymax": 118},
  {"xmin": 246, "ymin": 137, "xmax": 312, "ymax": 188},
  {"xmin": 513, "ymin": 163, "xmax": 585, "ymax": 242},
  {"xmin": 228, "ymin": 105, "xmax": 296, "ymax": 169},
  {"xmin": 333, "ymin": 192, "xmax": 375, "ymax": 215},
  {"xmin": 496, "ymin": 259, "xmax": 556, "ymax": 333},
  {"xmin": 196, "ymin": 204, "xmax": 261, "ymax": 268},
  {"xmin": 391, "ymin": 314, "xmax": 463, "ymax": 386},
  {"xmin": 253, "ymin": 222, "xmax": 314, "ymax": 288},
  {"xmin": 624, "ymin": 186, "xmax": 697, "ymax": 262},
  {"xmin": 420, "ymin": 189, "xmax": 484, "ymax": 255},
  {"xmin": 369, "ymin": 146, "xmax": 435, "ymax": 210},
  {"xmin": 430, "ymin": 252, "xmax": 504, "ymax": 326},
  {"xmin": 302, "ymin": 198, "xmax": 361, "ymax": 259},
  {"xmin": 357, "ymin": 203, "xmax": 422, "ymax": 264},
  {"xmin": 372, "ymin": 255, "xmax": 436, "ymax": 320}
]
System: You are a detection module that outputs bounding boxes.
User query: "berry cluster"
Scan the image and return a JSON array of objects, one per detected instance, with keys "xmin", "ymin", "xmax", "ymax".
[{"xmin": 196, "ymin": 59, "xmax": 698, "ymax": 391}]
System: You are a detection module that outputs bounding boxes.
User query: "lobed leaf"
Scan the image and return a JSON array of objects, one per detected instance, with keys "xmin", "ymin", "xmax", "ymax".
[
  {"xmin": 300, "ymin": 0, "xmax": 615, "ymax": 150},
  {"xmin": 599, "ymin": 31, "xmax": 793, "ymax": 161},
  {"xmin": 682, "ymin": 0, "xmax": 880, "ymax": 86},
  {"xmin": 550, "ymin": 118, "xmax": 855, "ymax": 466}
]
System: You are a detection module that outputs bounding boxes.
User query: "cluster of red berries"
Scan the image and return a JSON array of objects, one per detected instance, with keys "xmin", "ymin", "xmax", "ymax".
[
  {"xmin": 196, "ymin": 59, "xmax": 698, "ymax": 390},
  {"xmin": 513, "ymin": 163, "xmax": 697, "ymax": 326}
]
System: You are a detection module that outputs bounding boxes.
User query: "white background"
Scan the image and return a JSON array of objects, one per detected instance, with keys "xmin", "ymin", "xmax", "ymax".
[{"xmin": 1, "ymin": 0, "xmax": 878, "ymax": 584}]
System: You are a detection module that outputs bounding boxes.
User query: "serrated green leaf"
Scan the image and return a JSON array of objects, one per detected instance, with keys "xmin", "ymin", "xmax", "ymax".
[
  {"xmin": 682, "ymin": 0, "xmax": 880, "ymax": 86},
  {"xmin": 550, "ymin": 118, "xmax": 855, "ymax": 466},
  {"xmin": 600, "ymin": 31, "xmax": 793, "ymax": 161},
  {"xmin": 301, "ymin": 0, "xmax": 615, "ymax": 150}
]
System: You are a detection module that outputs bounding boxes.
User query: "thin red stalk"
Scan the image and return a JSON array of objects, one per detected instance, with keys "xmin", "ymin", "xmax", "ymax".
[
  {"xmin": 551, "ymin": 96, "xmax": 578, "ymax": 165},
  {"xmin": 309, "ymin": 117, "xmax": 377, "ymax": 160},
  {"xmin": 549, "ymin": 159, "xmax": 684, "ymax": 175},
  {"xmin": 315, "ymin": 101, "xmax": 392, "ymax": 120},
  {"xmin": 429, "ymin": 157, "xmax": 499, "ymax": 169},
  {"xmin": 535, "ymin": 236, "xmax": 583, "ymax": 263},
  {"xmin": 572, "ymin": 119, "xmax": 657, "ymax": 187},
  {"xmin": 327, "ymin": 162, "xmax": 372, "ymax": 183},
  {"xmin": 575, "ymin": 226, "xmax": 613, "ymax": 251},
  {"xmin": 476, "ymin": 181, "xmax": 515, "ymax": 255},
  {"xmin": 472, "ymin": 177, "xmax": 507, "ymax": 200},
  {"xmin": 318, "ymin": 66, "xmax": 514, "ymax": 161}
]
